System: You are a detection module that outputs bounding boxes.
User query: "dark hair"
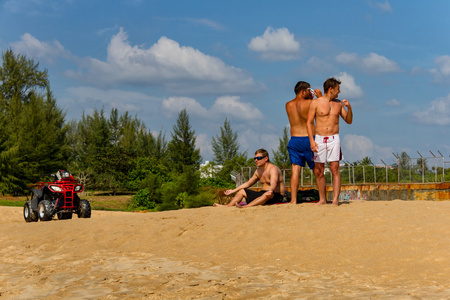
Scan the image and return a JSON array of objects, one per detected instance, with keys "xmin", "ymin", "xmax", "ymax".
[
  {"xmin": 255, "ymin": 148, "xmax": 270, "ymax": 161},
  {"xmin": 294, "ymin": 81, "xmax": 310, "ymax": 95},
  {"xmin": 323, "ymin": 77, "xmax": 341, "ymax": 93}
]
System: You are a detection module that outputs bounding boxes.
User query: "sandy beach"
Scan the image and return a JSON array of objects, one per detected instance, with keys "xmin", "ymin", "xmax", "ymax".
[{"xmin": 1, "ymin": 200, "xmax": 449, "ymax": 299}]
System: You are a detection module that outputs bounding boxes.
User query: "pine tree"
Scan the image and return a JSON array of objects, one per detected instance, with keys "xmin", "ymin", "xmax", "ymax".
[
  {"xmin": 167, "ymin": 109, "xmax": 202, "ymax": 172},
  {"xmin": 211, "ymin": 118, "xmax": 240, "ymax": 164},
  {"xmin": 0, "ymin": 49, "xmax": 66, "ymax": 193},
  {"xmin": 272, "ymin": 126, "xmax": 290, "ymax": 168},
  {"xmin": 0, "ymin": 49, "xmax": 48, "ymax": 102}
]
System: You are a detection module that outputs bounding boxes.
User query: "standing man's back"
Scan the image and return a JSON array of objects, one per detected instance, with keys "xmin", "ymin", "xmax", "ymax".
[{"xmin": 285, "ymin": 81, "xmax": 321, "ymax": 204}]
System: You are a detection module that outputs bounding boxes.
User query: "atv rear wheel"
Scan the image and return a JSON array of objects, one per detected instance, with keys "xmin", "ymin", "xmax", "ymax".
[
  {"xmin": 23, "ymin": 201, "xmax": 38, "ymax": 222},
  {"xmin": 77, "ymin": 199, "xmax": 91, "ymax": 218},
  {"xmin": 57, "ymin": 212, "xmax": 73, "ymax": 220},
  {"xmin": 38, "ymin": 200, "xmax": 53, "ymax": 221}
]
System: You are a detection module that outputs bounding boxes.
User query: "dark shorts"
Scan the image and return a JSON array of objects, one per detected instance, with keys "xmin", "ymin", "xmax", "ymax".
[
  {"xmin": 244, "ymin": 188, "xmax": 285, "ymax": 205},
  {"xmin": 287, "ymin": 136, "xmax": 315, "ymax": 169}
]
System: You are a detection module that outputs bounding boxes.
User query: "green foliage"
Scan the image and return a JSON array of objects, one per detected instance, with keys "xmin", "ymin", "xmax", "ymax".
[
  {"xmin": 128, "ymin": 171, "xmax": 165, "ymax": 211},
  {"xmin": 129, "ymin": 188, "xmax": 156, "ymax": 211},
  {"xmin": 167, "ymin": 109, "xmax": 202, "ymax": 172},
  {"xmin": 272, "ymin": 126, "xmax": 290, "ymax": 168},
  {"xmin": 0, "ymin": 49, "xmax": 66, "ymax": 193},
  {"xmin": 67, "ymin": 107, "xmax": 169, "ymax": 191},
  {"xmin": 0, "ymin": 49, "xmax": 48, "ymax": 102},
  {"xmin": 184, "ymin": 192, "xmax": 214, "ymax": 208},
  {"xmin": 175, "ymin": 192, "xmax": 189, "ymax": 208},
  {"xmin": 200, "ymin": 177, "xmax": 235, "ymax": 189},
  {"xmin": 216, "ymin": 154, "xmax": 248, "ymax": 184},
  {"xmin": 211, "ymin": 118, "xmax": 241, "ymax": 164}
]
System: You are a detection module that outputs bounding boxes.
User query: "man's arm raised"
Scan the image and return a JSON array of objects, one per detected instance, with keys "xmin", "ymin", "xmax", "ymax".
[{"xmin": 340, "ymin": 99, "xmax": 353, "ymax": 124}]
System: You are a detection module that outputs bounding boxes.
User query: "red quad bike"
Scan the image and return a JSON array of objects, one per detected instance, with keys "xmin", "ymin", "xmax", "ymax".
[{"xmin": 23, "ymin": 170, "xmax": 91, "ymax": 222}]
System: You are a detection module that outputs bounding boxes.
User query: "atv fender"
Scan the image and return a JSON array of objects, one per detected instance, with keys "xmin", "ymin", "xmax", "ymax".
[{"xmin": 30, "ymin": 188, "xmax": 43, "ymax": 210}]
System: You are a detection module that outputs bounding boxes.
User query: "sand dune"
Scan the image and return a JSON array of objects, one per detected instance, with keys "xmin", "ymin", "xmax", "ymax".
[{"xmin": 1, "ymin": 200, "xmax": 449, "ymax": 299}]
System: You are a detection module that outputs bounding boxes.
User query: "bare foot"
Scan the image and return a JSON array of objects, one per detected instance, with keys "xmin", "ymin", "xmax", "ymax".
[
  {"xmin": 213, "ymin": 203, "xmax": 229, "ymax": 207},
  {"xmin": 289, "ymin": 201, "xmax": 297, "ymax": 204},
  {"xmin": 235, "ymin": 203, "xmax": 246, "ymax": 208},
  {"xmin": 331, "ymin": 201, "xmax": 339, "ymax": 206},
  {"xmin": 314, "ymin": 200, "xmax": 327, "ymax": 206}
]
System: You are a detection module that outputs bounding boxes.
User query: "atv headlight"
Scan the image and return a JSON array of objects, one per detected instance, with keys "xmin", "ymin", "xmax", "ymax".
[
  {"xmin": 74, "ymin": 185, "xmax": 84, "ymax": 192},
  {"xmin": 49, "ymin": 185, "xmax": 63, "ymax": 192}
]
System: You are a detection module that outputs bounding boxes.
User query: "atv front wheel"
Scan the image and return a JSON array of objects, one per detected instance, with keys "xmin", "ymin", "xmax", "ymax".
[
  {"xmin": 38, "ymin": 200, "xmax": 53, "ymax": 221},
  {"xmin": 77, "ymin": 199, "xmax": 91, "ymax": 218},
  {"xmin": 24, "ymin": 201, "xmax": 38, "ymax": 222},
  {"xmin": 57, "ymin": 212, "xmax": 73, "ymax": 220}
]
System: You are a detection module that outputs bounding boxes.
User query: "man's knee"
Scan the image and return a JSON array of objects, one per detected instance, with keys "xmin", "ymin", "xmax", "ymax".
[
  {"xmin": 330, "ymin": 162, "xmax": 340, "ymax": 174},
  {"xmin": 314, "ymin": 166, "xmax": 324, "ymax": 178},
  {"xmin": 291, "ymin": 164, "xmax": 301, "ymax": 175}
]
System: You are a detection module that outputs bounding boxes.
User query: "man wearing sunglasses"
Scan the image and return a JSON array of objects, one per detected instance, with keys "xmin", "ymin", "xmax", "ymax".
[
  {"xmin": 213, "ymin": 149, "xmax": 285, "ymax": 208},
  {"xmin": 286, "ymin": 81, "xmax": 322, "ymax": 204}
]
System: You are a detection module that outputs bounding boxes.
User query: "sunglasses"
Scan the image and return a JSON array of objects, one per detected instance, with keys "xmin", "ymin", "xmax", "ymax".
[{"xmin": 254, "ymin": 156, "xmax": 266, "ymax": 161}]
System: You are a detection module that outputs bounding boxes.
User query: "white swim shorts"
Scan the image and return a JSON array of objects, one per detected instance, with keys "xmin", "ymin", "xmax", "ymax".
[{"xmin": 314, "ymin": 134, "xmax": 343, "ymax": 163}]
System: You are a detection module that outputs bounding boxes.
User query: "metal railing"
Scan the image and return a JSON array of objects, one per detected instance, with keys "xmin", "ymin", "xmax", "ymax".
[{"xmin": 235, "ymin": 150, "xmax": 450, "ymax": 187}]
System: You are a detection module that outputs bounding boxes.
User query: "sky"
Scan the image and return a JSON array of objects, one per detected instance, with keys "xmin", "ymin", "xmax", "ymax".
[{"xmin": 1, "ymin": 0, "xmax": 450, "ymax": 165}]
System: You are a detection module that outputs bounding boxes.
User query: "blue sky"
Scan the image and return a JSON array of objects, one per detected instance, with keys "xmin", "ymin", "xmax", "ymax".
[{"xmin": 1, "ymin": 0, "xmax": 450, "ymax": 165}]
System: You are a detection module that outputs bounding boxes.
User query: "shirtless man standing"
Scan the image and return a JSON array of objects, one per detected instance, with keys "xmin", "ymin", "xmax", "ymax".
[
  {"xmin": 307, "ymin": 77, "xmax": 353, "ymax": 206},
  {"xmin": 285, "ymin": 81, "xmax": 322, "ymax": 204},
  {"xmin": 213, "ymin": 149, "xmax": 285, "ymax": 208}
]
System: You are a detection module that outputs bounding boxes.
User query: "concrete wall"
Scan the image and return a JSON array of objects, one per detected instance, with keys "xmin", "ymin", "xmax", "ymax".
[{"xmin": 310, "ymin": 183, "xmax": 450, "ymax": 201}]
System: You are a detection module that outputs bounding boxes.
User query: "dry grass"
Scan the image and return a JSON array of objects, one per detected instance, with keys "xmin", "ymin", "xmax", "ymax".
[{"xmin": 0, "ymin": 191, "xmax": 133, "ymax": 211}]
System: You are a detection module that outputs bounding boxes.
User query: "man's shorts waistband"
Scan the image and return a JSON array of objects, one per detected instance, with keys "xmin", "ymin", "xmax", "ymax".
[{"xmin": 315, "ymin": 134, "xmax": 339, "ymax": 140}]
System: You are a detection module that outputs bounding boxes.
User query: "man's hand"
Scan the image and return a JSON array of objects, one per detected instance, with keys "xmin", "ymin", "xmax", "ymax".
[
  {"xmin": 342, "ymin": 99, "xmax": 351, "ymax": 108},
  {"xmin": 224, "ymin": 189, "xmax": 234, "ymax": 195},
  {"xmin": 310, "ymin": 141, "xmax": 319, "ymax": 153},
  {"xmin": 314, "ymin": 89, "xmax": 323, "ymax": 98}
]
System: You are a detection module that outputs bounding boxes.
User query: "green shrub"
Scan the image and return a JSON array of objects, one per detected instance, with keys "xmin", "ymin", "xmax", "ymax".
[
  {"xmin": 199, "ymin": 177, "xmax": 235, "ymax": 189},
  {"xmin": 129, "ymin": 188, "xmax": 156, "ymax": 210},
  {"xmin": 185, "ymin": 192, "xmax": 214, "ymax": 208}
]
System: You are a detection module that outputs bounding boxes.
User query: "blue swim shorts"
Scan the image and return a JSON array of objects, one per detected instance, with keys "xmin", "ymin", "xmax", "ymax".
[{"xmin": 287, "ymin": 136, "xmax": 315, "ymax": 169}]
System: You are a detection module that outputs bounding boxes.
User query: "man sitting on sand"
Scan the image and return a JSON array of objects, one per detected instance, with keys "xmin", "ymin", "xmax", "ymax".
[{"xmin": 214, "ymin": 149, "xmax": 285, "ymax": 208}]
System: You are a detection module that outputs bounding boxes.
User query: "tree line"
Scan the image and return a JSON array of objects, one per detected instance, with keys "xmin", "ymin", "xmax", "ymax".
[
  {"xmin": 0, "ymin": 49, "xmax": 278, "ymax": 211},
  {"xmin": 3, "ymin": 50, "xmax": 440, "ymax": 211}
]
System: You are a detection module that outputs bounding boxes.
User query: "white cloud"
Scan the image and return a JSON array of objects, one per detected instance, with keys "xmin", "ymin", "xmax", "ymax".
[
  {"xmin": 210, "ymin": 96, "xmax": 263, "ymax": 120},
  {"xmin": 161, "ymin": 97, "xmax": 208, "ymax": 118},
  {"xmin": 195, "ymin": 133, "xmax": 212, "ymax": 161},
  {"xmin": 10, "ymin": 33, "xmax": 71, "ymax": 64},
  {"xmin": 342, "ymin": 134, "xmax": 393, "ymax": 163},
  {"xmin": 186, "ymin": 18, "xmax": 224, "ymax": 30},
  {"xmin": 336, "ymin": 52, "xmax": 400, "ymax": 73},
  {"xmin": 412, "ymin": 93, "xmax": 450, "ymax": 125},
  {"xmin": 248, "ymin": 27, "xmax": 300, "ymax": 61},
  {"xmin": 334, "ymin": 72, "xmax": 364, "ymax": 99},
  {"xmin": 239, "ymin": 128, "xmax": 278, "ymax": 158},
  {"xmin": 434, "ymin": 55, "xmax": 450, "ymax": 76},
  {"xmin": 63, "ymin": 86, "xmax": 158, "ymax": 114},
  {"xmin": 385, "ymin": 99, "xmax": 402, "ymax": 107},
  {"xmin": 368, "ymin": 0, "xmax": 393, "ymax": 13},
  {"xmin": 161, "ymin": 95, "xmax": 263, "ymax": 121},
  {"xmin": 64, "ymin": 28, "xmax": 261, "ymax": 94},
  {"xmin": 343, "ymin": 135, "xmax": 375, "ymax": 160}
]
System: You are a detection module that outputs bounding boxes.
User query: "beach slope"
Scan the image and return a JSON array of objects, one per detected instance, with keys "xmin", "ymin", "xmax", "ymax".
[{"xmin": 1, "ymin": 200, "xmax": 449, "ymax": 299}]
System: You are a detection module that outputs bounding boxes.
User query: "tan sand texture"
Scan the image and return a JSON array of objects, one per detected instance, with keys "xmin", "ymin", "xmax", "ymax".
[{"xmin": 1, "ymin": 200, "xmax": 449, "ymax": 299}]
